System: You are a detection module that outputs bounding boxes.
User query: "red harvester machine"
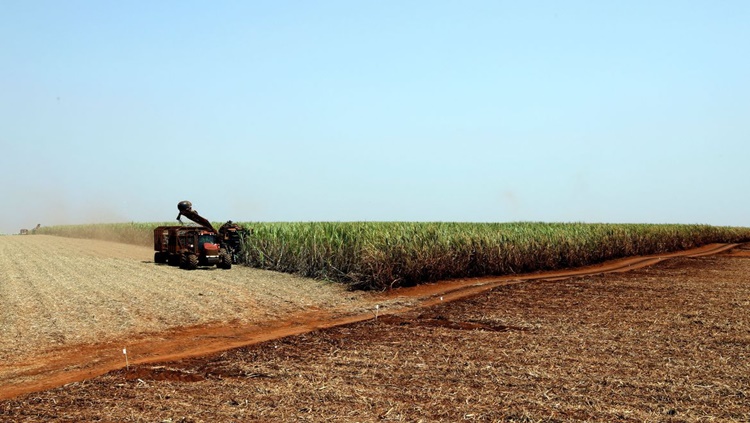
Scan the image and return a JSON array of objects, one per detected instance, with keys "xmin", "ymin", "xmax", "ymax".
[{"xmin": 153, "ymin": 201, "xmax": 237, "ymax": 270}]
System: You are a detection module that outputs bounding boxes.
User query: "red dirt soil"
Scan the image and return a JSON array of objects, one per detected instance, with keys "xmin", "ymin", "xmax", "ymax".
[{"xmin": 0, "ymin": 243, "xmax": 738, "ymax": 402}]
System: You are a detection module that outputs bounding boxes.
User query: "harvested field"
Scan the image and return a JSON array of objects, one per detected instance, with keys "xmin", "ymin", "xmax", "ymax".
[
  {"xmin": 0, "ymin": 235, "xmax": 373, "ymax": 396},
  {"xmin": 1, "ymin": 236, "xmax": 749, "ymax": 421}
]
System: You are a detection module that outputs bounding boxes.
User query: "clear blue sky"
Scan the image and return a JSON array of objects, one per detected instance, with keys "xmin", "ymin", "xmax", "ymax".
[{"xmin": 2, "ymin": 1, "xmax": 749, "ymax": 234}]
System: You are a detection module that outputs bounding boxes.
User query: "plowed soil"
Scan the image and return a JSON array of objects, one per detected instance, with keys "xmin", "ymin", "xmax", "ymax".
[{"xmin": 1, "ymin": 236, "xmax": 749, "ymax": 422}]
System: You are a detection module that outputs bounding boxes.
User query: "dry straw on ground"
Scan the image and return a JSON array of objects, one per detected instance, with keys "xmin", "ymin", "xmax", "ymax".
[{"xmin": 0, "ymin": 235, "xmax": 372, "ymax": 366}]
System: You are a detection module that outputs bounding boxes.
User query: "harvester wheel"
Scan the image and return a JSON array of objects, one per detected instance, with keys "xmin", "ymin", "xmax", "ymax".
[
  {"xmin": 154, "ymin": 252, "xmax": 167, "ymax": 264},
  {"xmin": 219, "ymin": 249, "xmax": 232, "ymax": 269},
  {"xmin": 180, "ymin": 253, "xmax": 198, "ymax": 270},
  {"xmin": 187, "ymin": 253, "xmax": 199, "ymax": 270}
]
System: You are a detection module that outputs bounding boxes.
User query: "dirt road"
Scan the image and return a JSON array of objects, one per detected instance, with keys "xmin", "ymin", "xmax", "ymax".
[{"xmin": 0, "ymin": 235, "xmax": 745, "ymax": 404}]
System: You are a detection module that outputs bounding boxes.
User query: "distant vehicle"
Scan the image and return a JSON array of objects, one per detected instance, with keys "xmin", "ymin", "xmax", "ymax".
[{"xmin": 19, "ymin": 224, "xmax": 41, "ymax": 235}]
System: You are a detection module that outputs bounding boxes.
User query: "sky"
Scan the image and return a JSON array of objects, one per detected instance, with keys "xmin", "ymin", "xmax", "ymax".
[{"xmin": 2, "ymin": 1, "xmax": 749, "ymax": 234}]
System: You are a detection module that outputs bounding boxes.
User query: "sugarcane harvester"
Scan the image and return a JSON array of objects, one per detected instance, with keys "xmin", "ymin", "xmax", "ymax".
[
  {"xmin": 153, "ymin": 201, "xmax": 248, "ymax": 270},
  {"xmin": 217, "ymin": 220, "xmax": 249, "ymax": 264}
]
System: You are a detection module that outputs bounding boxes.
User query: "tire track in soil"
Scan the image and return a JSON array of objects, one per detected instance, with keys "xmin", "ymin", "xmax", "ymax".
[{"xmin": 0, "ymin": 241, "xmax": 740, "ymax": 400}]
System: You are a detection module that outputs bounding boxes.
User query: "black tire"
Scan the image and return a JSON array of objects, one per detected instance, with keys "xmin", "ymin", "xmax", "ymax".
[
  {"xmin": 154, "ymin": 252, "xmax": 167, "ymax": 264},
  {"xmin": 180, "ymin": 253, "xmax": 199, "ymax": 270},
  {"xmin": 168, "ymin": 254, "xmax": 180, "ymax": 266},
  {"xmin": 219, "ymin": 249, "xmax": 232, "ymax": 269},
  {"xmin": 186, "ymin": 253, "xmax": 199, "ymax": 270}
]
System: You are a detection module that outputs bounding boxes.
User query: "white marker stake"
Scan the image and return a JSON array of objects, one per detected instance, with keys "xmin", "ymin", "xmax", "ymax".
[
  {"xmin": 123, "ymin": 348, "xmax": 129, "ymax": 370},
  {"xmin": 375, "ymin": 305, "xmax": 380, "ymax": 320}
]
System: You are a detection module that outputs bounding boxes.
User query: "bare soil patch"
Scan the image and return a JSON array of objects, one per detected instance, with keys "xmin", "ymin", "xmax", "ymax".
[{"xmin": 1, "ymin": 238, "xmax": 748, "ymax": 422}]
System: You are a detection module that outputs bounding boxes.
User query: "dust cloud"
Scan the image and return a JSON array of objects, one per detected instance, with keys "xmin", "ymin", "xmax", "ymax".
[{"xmin": 2, "ymin": 187, "xmax": 134, "ymax": 235}]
